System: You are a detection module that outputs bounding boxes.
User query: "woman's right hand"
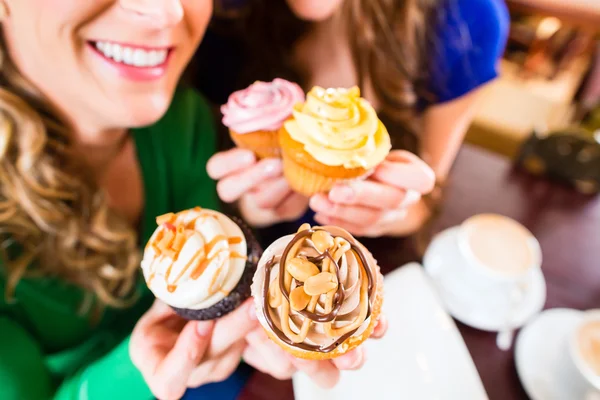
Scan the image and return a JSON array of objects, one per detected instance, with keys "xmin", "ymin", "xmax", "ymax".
[
  {"xmin": 207, "ymin": 149, "xmax": 309, "ymax": 227},
  {"xmin": 130, "ymin": 300, "xmax": 258, "ymax": 400}
]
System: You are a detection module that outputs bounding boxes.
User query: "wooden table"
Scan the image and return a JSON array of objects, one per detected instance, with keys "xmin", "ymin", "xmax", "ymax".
[{"xmin": 239, "ymin": 144, "xmax": 600, "ymax": 400}]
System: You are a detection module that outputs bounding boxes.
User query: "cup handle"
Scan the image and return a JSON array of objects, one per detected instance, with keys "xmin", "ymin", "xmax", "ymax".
[
  {"xmin": 496, "ymin": 329, "xmax": 515, "ymax": 351},
  {"xmin": 495, "ymin": 283, "xmax": 527, "ymax": 351}
]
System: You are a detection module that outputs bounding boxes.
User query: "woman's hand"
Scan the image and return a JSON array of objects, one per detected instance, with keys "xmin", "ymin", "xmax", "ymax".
[
  {"xmin": 207, "ymin": 149, "xmax": 309, "ymax": 227},
  {"xmin": 242, "ymin": 315, "xmax": 389, "ymax": 388},
  {"xmin": 309, "ymin": 150, "xmax": 435, "ymax": 237},
  {"xmin": 130, "ymin": 300, "xmax": 258, "ymax": 400}
]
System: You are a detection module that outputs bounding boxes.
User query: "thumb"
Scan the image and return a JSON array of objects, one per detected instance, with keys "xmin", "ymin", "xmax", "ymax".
[
  {"xmin": 373, "ymin": 150, "xmax": 435, "ymax": 194},
  {"xmin": 153, "ymin": 320, "xmax": 214, "ymax": 400},
  {"xmin": 208, "ymin": 300, "xmax": 260, "ymax": 356}
]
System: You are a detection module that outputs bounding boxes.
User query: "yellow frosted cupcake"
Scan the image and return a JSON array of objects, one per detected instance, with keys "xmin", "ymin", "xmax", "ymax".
[{"xmin": 280, "ymin": 86, "xmax": 391, "ymax": 196}]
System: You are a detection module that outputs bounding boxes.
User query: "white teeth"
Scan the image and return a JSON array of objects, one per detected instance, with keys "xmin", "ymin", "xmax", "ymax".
[
  {"xmin": 123, "ymin": 47, "xmax": 133, "ymax": 65},
  {"xmin": 112, "ymin": 44, "xmax": 123, "ymax": 63},
  {"xmin": 94, "ymin": 41, "xmax": 168, "ymax": 67},
  {"xmin": 133, "ymin": 49, "xmax": 148, "ymax": 67}
]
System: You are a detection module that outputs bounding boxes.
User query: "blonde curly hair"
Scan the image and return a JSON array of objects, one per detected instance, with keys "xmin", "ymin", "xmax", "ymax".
[{"xmin": 0, "ymin": 36, "xmax": 140, "ymax": 309}]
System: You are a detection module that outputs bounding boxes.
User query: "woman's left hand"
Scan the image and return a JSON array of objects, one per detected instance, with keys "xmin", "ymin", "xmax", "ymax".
[
  {"xmin": 309, "ymin": 150, "xmax": 435, "ymax": 237},
  {"xmin": 242, "ymin": 316, "xmax": 388, "ymax": 388}
]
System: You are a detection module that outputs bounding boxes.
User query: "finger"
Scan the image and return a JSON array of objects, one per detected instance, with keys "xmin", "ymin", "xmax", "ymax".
[
  {"xmin": 275, "ymin": 193, "xmax": 310, "ymax": 221},
  {"xmin": 217, "ymin": 158, "xmax": 283, "ymax": 203},
  {"xmin": 372, "ymin": 150, "xmax": 435, "ymax": 194},
  {"xmin": 291, "ymin": 358, "xmax": 340, "ymax": 389},
  {"xmin": 188, "ymin": 341, "xmax": 246, "ymax": 387},
  {"xmin": 208, "ymin": 300, "xmax": 259, "ymax": 356},
  {"xmin": 206, "ymin": 148, "xmax": 256, "ymax": 180},
  {"xmin": 371, "ymin": 315, "xmax": 388, "ymax": 339},
  {"xmin": 135, "ymin": 301, "xmax": 176, "ymax": 331},
  {"xmin": 150, "ymin": 320, "xmax": 215, "ymax": 400},
  {"xmin": 208, "ymin": 341, "xmax": 247, "ymax": 383},
  {"xmin": 331, "ymin": 348, "xmax": 366, "ymax": 371},
  {"xmin": 310, "ymin": 194, "xmax": 383, "ymax": 226},
  {"xmin": 250, "ymin": 177, "xmax": 293, "ymax": 209},
  {"xmin": 313, "ymin": 213, "xmax": 375, "ymax": 238},
  {"xmin": 328, "ymin": 180, "xmax": 409, "ymax": 210},
  {"xmin": 244, "ymin": 329, "xmax": 296, "ymax": 380}
]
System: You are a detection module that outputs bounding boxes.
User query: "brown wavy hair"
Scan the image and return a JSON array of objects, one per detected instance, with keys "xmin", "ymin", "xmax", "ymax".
[
  {"xmin": 212, "ymin": 0, "xmax": 440, "ymax": 130},
  {"xmin": 0, "ymin": 35, "xmax": 139, "ymax": 310}
]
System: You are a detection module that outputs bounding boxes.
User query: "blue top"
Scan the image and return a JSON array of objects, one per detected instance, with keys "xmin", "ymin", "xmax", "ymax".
[
  {"xmin": 428, "ymin": 0, "xmax": 509, "ymax": 104},
  {"xmin": 193, "ymin": 0, "xmax": 509, "ymax": 108}
]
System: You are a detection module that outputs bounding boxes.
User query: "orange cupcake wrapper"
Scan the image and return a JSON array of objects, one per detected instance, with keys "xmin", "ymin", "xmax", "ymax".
[
  {"xmin": 282, "ymin": 152, "xmax": 372, "ymax": 196},
  {"xmin": 278, "ymin": 126, "xmax": 368, "ymax": 178},
  {"xmin": 230, "ymin": 129, "xmax": 281, "ymax": 159}
]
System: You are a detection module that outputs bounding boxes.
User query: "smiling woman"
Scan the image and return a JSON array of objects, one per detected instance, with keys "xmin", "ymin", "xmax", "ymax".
[{"xmin": 0, "ymin": 1, "xmax": 275, "ymax": 399}]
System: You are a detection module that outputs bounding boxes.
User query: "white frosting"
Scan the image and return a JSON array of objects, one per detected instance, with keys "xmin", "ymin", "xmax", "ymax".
[{"xmin": 141, "ymin": 209, "xmax": 247, "ymax": 309}]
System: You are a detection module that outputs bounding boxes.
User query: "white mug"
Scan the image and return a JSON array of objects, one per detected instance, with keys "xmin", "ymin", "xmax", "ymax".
[
  {"xmin": 456, "ymin": 214, "xmax": 542, "ymax": 293},
  {"xmin": 440, "ymin": 213, "xmax": 543, "ymax": 340},
  {"xmin": 565, "ymin": 310, "xmax": 600, "ymax": 399}
]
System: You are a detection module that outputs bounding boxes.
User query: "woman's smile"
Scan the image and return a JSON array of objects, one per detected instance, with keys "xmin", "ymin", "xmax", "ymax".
[
  {"xmin": 2, "ymin": 0, "xmax": 212, "ymax": 131},
  {"xmin": 89, "ymin": 40, "xmax": 174, "ymax": 81}
]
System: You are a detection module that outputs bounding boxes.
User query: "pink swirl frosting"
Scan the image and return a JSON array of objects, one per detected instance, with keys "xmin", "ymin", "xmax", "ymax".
[{"xmin": 221, "ymin": 78, "xmax": 305, "ymax": 134}]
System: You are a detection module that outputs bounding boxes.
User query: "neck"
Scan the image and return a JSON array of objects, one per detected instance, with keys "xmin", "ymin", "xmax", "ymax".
[
  {"xmin": 72, "ymin": 126, "xmax": 128, "ymax": 149},
  {"xmin": 311, "ymin": 8, "xmax": 344, "ymax": 35},
  {"xmin": 71, "ymin": 125, "xmax": 129, "ymax": 177}
]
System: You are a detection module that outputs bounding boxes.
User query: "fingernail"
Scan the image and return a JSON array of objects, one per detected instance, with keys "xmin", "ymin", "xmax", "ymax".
[
  {"xmin": 241, "ymin": 151, "xmax": 256, "ymax": 164},
  {"xmin": 309, "ymin": 195, "xmax": 321, "ymax": 210},
  {"xmin": 262, "ymin": 159, "xmax": 283, "ymax": 176},
  {"xmin": 248, "ymin": 304, "xmax": 257, "ymax": 321},
  {"xmin": 399, "ymin": 189, "xmax": 421, "ymax": 208},
  {"xmin": 346, "ymin": 349, "xmax": 364, "ymax": 369},
  {"xmin": 196, "ymin": 321, "xmax": 213, "ymax": 337},
  {"xmin": 330, "ymin": 185, "xmax": 355, "ymax": 203}
]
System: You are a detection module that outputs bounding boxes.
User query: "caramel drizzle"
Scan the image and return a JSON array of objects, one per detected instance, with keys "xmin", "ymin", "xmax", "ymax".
[
  {"xmin": 263, "ymin": 227, "xmax": 375, "ymax": 353},
  {"xmin": 146, "ymin": 209, "xmax": 246, "ymax": 293}
]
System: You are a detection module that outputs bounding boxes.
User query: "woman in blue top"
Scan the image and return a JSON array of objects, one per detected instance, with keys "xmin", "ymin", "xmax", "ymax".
[{"xmin": 198, "ymin": 0, "xmax": 509, "ymax": 237}]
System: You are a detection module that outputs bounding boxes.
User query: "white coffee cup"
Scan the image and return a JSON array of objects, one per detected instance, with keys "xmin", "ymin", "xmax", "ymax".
[
  {"xmin": 566, "ymin": 310, "xmax": 600, "ymax": 398},
  {"xmin": 456, "ymin": 214, "xmax": 542, "ymax": 291}
]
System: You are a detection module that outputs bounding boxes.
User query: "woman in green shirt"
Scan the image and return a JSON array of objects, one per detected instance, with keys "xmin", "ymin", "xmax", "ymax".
[{"xmin": 0, "ymin": 1, "xmax": 382, "ymax": 399}]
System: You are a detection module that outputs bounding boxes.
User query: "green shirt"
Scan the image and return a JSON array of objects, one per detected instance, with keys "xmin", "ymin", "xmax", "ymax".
[{"xmin": 0, "ymin": 88, "xmax": 220, "ymax": 399}]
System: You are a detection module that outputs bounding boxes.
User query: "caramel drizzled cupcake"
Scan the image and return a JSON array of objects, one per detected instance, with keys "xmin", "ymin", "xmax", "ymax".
[
  {"xmin": 142, "ymin": 208, "xmax": 261, "ymax": 320},
  {"xmin": 251, "ymin": 224, "xmax": 384, "ymax": 360}
]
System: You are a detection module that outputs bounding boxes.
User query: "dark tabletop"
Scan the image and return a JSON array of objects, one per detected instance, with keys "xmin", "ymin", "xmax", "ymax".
[{"xmin": 238, "ymin": 144, "xmax": 600, "ymax": 400}]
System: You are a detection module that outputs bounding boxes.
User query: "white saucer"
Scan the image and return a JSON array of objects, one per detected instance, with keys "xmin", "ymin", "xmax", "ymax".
[
  {"xmin": 515, "ymin": 308, "xmax": 595, "ymax": 400},
  {"xmin": 423, "ymin": 227, "xmax": 547, "ymax": 332}
]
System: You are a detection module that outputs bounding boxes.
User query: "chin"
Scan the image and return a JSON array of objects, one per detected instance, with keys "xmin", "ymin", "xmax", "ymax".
[
  {"xmin": 122, "ymin": 91, "xmax": 173, "ymax": 128},
  {"xmin": 287, "ymin": 0, "xmax": 340, "ymax": 21}
]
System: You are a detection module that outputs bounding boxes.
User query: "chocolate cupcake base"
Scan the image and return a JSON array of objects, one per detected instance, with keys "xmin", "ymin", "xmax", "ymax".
[{"xmin": 171, "ymin": 216, "xmax": 262, "ymax": 321}]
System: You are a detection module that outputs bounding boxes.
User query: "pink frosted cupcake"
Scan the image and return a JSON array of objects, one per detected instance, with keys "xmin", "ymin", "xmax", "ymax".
[{"xmin": 221, "ymin": 78, "xmax": 305, "ymax": 159}]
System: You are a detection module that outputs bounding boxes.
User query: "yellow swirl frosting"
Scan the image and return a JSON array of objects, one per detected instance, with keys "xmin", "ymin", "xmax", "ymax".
[{"xmin": 284, "ymin": 86, "xmax": 391, "ymax": 169}]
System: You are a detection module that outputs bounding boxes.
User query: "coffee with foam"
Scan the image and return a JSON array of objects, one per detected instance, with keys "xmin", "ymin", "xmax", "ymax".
[
  {"xmin": 461, "ymin": 214, "xmax": 538, "ymax": 276},
  {"xmin": 577, "ymin": 320, "xmax": 600, "ymax": 376}
]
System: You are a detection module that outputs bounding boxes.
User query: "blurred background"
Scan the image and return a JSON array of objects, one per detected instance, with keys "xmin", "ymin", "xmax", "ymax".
[{"xmin": 466, "ymin": 0, "xmax": 599, "ymax": 163}]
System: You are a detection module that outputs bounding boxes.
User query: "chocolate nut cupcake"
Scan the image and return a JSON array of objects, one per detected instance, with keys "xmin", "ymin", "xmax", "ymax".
[{"xmin": 251, "ymin": 224, "xmax": 384, "ymax": 360}]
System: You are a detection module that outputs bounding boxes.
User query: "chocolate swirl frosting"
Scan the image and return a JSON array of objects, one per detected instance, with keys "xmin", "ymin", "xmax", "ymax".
[{"xmin": 252, "ymin": 224, "xmax": 378, "ymax": 353}]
